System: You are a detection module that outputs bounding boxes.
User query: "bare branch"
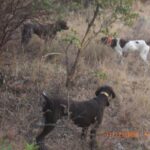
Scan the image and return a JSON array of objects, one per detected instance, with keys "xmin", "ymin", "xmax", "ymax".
[
  {"xmin": 66, "ymin": 3, "xmax": 100, "ymax": 87},
  {"xmin": 0, "ymin": 0, "xmax": 49, "ymax": 52}
]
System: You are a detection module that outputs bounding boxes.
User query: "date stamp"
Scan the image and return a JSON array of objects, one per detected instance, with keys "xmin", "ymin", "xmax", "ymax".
[{"xmin": 100, "ymin": 131, "xmax": 150, "ymax": 138}]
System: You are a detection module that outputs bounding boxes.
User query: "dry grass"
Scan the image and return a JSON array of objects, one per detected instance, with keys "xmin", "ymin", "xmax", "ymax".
[
  {"xmin": 1, "ymin": 38, "xmax": 150, "ymax": 150},
  {"xmin": 0, "ymin": 2, "xmax": 150, "ymax": 150}
]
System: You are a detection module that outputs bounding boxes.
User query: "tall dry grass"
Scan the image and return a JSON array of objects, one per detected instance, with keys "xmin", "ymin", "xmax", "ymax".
[{"xmin": 0, "ymin": 2, "xmax": 150, "ymax": 149}]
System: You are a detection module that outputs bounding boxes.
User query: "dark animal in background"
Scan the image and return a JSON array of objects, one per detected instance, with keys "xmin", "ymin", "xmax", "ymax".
[
  {"xmin": 21, "ymin": 20, "xmax": 69, "ymax": 46},
  {"xmin": 36, "ymin": 85, "xmax": 116, "ymax": 150},
  {"xmin": 101, "ymin": 36, "xmax": 150, "ymax": 64}
]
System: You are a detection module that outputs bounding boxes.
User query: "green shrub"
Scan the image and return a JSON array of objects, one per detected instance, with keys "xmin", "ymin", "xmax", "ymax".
[
  {"xmin": 94, "ymin": 71, "xmax": 107, "ymax": 80},
  {"xmin": 25, "ymin": 143, "xmax": 38, "ymax": 150}
]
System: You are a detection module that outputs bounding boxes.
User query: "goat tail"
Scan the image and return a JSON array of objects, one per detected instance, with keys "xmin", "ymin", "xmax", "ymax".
[{"xmin": 41, "ymin": 91, "xmax": 54, "ymax": 111}]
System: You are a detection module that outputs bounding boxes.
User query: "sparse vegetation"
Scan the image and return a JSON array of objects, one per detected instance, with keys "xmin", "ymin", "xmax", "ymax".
[
  {"xmin": 94, "ymin": 71, "xmax": 107, "ymax": 80},
  {"xmin": 0, "ymin": 139, "xmax": 12, "ymax": 150},
  {"xmin": 25, "ymin": 143, "xmax": 38, "ymax": 150},
  {"xmin": 0, "ymin": 0, "xmax": 150, "ymax": 150}
]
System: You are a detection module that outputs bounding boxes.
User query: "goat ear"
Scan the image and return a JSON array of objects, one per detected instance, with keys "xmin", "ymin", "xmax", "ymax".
[{"xmin": 111, "ymin": 39, "xmax": 117, "ymax": 48}]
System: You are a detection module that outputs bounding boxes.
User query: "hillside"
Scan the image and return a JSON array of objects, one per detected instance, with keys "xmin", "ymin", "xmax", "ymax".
[{"xmin": 0, "ymin": 1, "xmax": 150, "ymax": 150}]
